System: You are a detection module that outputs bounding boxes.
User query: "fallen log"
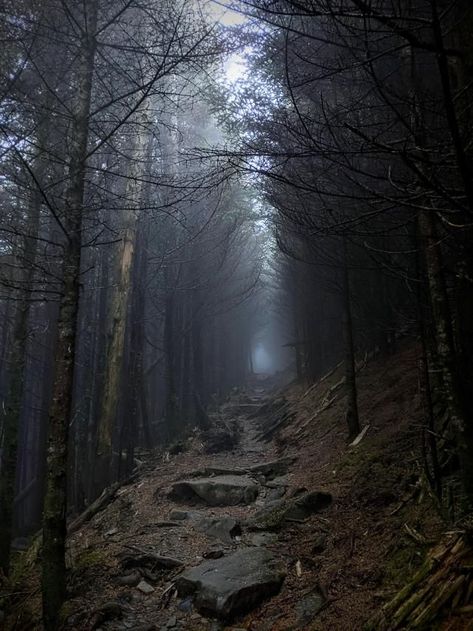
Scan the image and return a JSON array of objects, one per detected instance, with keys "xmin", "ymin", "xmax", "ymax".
[{"xmin": 365, "ymin": 534, "xmax": 473, "ymax": 630}]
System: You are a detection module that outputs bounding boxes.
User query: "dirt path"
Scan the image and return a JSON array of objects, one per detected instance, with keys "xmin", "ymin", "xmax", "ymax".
[{"xmin": 67, "ymin": 382, "xmax": 300, "ymax": 631}]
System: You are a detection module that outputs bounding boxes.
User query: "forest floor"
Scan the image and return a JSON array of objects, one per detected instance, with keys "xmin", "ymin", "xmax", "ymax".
[{"xmin": 6, "ymin": 342, "xmax": 473, "ymax": 630}]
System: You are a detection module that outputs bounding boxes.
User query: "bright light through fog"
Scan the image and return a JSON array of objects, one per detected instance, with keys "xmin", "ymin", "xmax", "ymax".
[
  {"xmin": 224, "ymin": 53, "xmax": 247, "ymax": 83},
  {"xmin": 253, "ymin": 343, "xmax": 273, "ymax": 374}
]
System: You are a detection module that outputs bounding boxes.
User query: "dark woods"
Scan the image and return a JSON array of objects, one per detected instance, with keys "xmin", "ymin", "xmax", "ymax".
[
  {"xmin": 0, "ymin": 0, "xmax": 473, "ymax": 628},
  {"xmin": 230, "ymin": 0, "xmax": 473, "ymax": 500}
]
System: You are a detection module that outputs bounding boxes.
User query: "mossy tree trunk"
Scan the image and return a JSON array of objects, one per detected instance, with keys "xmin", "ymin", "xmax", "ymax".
[{"xmin": 41, "ymin": 2, "xmax": 98, "ymax": 628}]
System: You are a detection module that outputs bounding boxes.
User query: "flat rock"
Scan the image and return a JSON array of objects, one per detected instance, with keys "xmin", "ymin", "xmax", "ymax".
[
  {"xmin": 169, "ymin": 476, "xmax": 259, "ymax": 506},
  {"xmin": 136, "ymin": 580, "xmax": 154, "ymax": 595},
  {"xmin": 249, "ymin": 491, "xmax": 332, "ymax": 530},
  {"xmin": 194, "ymin": 515, "xmax": 242, "ymax": 543},
  {"xmin": 248, "ymin": 457, "xmax": 296, "ymax": 480},
  {"xmin": 176, "ymin": 548, "xmax": 285, "ymax": 619},
  {"xmin": 187, "ymin": 466, "xmax": 248, "ymax": 477},
  {"xmin": 295, "ymin": 588, "xmax": 326, "ymax": 625},
  {"xmin": 169, "ymin": 509, "xmax": 193, "ymax": 520},
  {"xmin": 247, "ymin": 531, "xmax": 278, "ymax": 546}
]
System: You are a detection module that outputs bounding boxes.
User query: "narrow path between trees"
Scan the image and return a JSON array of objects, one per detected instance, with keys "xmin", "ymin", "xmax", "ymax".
[{"xmin": 66, "ymin": 378, "xmax": 330, "ymax": 631}]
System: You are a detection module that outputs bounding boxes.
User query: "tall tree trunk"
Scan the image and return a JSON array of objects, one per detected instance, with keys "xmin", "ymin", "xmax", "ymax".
[
  {"xmin": 342, "ymin": 236, "xmax": 360, "ymax": 439},
  {"xmin": 96, "ymin": 106, "xmax": 149, "ymax": 487},
  {"xmin": 163, "ymin": 268, "xmax": 178, "ymax": 438},
  {"xmin": 417, "ymin": 209, "xmax": 473, "ymax": 504},
  {"xmin": 41, "ymin": 3, "xmax": 98, "ymax": 627}
]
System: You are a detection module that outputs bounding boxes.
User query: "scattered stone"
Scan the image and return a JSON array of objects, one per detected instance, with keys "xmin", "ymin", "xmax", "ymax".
[
  {"xmin": 166, "ymin": 615, "xmax": 177, "ymax": 627},
  {"xmin": 169, "ymin": 476, "xmax": 259, "ymax": 506},
  {"xmin": 294, "ymin": 588, "xmax": 326, "ymax": 625},
  {"xmin": 177, "ymin": 596, "xmax": 193, "ymax": 612},
  {"xmin": 194, "ymin": 515, "xmax": 242, "ymax": 543},
  {"xmin": 105, "ymin": 527, "xmax": 119, "ymax": 537},
  {"xmin": 137, "ymin": 580, "xmax": 155, "ymax": 594},
  {"xmin": 176, "ymin": 547, "xmax": 286, "ymax": 619},
  {"xmin": 115, "ymin": 571, "xmax": 141, "ymax": 586}
]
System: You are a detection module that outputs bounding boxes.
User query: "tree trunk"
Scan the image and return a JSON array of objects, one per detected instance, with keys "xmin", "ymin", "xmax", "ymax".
[
  {"xmin": 342, "ymin": 236, "xmax": 360, "ymax": 439},
  {"xmin": 417, "ymin": 209, "xmax": 473, "ymax": 505},
  {"xmin": 41, "ymin": 3, "xmax": 98, "ymax": 627},
  {"xmin": 96, "ymin": 105, "xmax": 150, "ymax": 487}
]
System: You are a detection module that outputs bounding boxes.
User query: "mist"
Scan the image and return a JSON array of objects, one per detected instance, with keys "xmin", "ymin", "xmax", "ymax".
[{"xmin": 1, "ymin": 1, "xmax": 473, "ymax": 629}]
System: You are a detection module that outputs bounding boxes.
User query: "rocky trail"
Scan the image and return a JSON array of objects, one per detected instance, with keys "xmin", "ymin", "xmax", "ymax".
[{"xmin": 65, "ymin": 380, "xmax": 331, "ymax": 631}]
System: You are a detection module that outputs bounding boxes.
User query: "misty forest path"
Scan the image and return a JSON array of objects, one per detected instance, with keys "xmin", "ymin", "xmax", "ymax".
[{"xmin": 69, "ymin": 378, "xmax": 309, "ymax": 631}]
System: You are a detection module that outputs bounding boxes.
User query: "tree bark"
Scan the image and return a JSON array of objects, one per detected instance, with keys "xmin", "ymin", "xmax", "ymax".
[
  {"xmin": 417, "ymin": 209, "xmax": 473, "ymax": 505},
  {"xmin": 342, "ymin": 236, "xmax": 360, "ymax": 439},
  {"xmin": 96, "ymin": 105, "xmax": 150, "ymax": 486},
  {"xmin": 41, "ymin": 3, "xmax": 98, "ymax": 627}
]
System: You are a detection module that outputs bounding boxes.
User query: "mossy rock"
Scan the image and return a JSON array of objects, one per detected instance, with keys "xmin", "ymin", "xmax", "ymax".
[
  {"xmin": 73, "ymin": 547, "xmax": 108, "ymax": 570},
  {"xmin": 250, "ymin": 491, "xmax": 332, "ymax": 531}
]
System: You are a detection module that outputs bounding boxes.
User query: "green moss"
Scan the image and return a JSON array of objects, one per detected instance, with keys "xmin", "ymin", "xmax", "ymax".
[
  {"xmin": 383, "ymin": 542, "xmax": 428, "ymax": 587},
  {"xmin": 73, "ymin": 547, "xmax": 107, "ymax": 570},
  {"xmin": 8, "ymin": 534, "xmax": 41, "ymax": 586}
]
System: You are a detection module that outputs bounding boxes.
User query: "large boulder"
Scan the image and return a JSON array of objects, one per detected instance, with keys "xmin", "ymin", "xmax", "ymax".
[
  {"xmin": 176, "ymin": 548, "xmax": 286, "ymax": 619},
  {"xmin": 168, "ymin": 476, "xmax": 259, "ymax": 506}
]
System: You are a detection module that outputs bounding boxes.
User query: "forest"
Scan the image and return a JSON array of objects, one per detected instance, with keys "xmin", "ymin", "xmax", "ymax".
[{"xmin": 1, "ymin": 0, "xmax": 473, "ymax": 630}]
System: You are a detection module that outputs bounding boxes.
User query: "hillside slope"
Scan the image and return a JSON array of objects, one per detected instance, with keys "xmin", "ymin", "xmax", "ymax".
[{"xmin": 6, "ymin": 343, "xmax": 472, "ymax": 631}]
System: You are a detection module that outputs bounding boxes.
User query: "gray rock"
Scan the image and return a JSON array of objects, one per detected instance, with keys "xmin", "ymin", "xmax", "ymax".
[
  {"xmin": 169, "ymin": 510, "xmax": 191, "ymax": 520},
  {"xmin": 187, "ymin": 466, "xmax": 248, "ymax": 477},
  {"xmin": 166, "ymin": 615, "xmax": 177, "ymax": 627},
  {"xmin": 247, "ymin": 456, "xmax": 296, "ymax": 480},
  {"xmin": 176, "ymin": 548, "xmax": 285, "ymax": 619},
  {"xmin": 295, "ymin": 588, "xmax": 325, "ymax": 625},
  {"xmin": 177, "ymin": 596, "xmax": 193, "ymax": 612},
  {"xmin": 248, "ymin": 532, "xmax": 278, "ymax": 546},
  {"xmin": 266, "ymin": 476, "xmax": 289, "ymax": 489},
  {"xmin": 267, "ymin": 487, "xmax": 286, "ymax": 501},
  {"xmin": 194, "ymin": 515, "xmax": 242, "ymax": 543},
  {"xmin": 169, "ymin": 476, "xmax": 259, "ymax": 506},
  {"xmin": 249, "ymin": 491, "xmax": 332, "ymax": 530},
  {"xmin": 136, "ymin": 580, "xmax": 155, "ymax": 594},
  {"xmin": 115, "ymin": 571, "xmax": 141, "ymax": 586}
]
